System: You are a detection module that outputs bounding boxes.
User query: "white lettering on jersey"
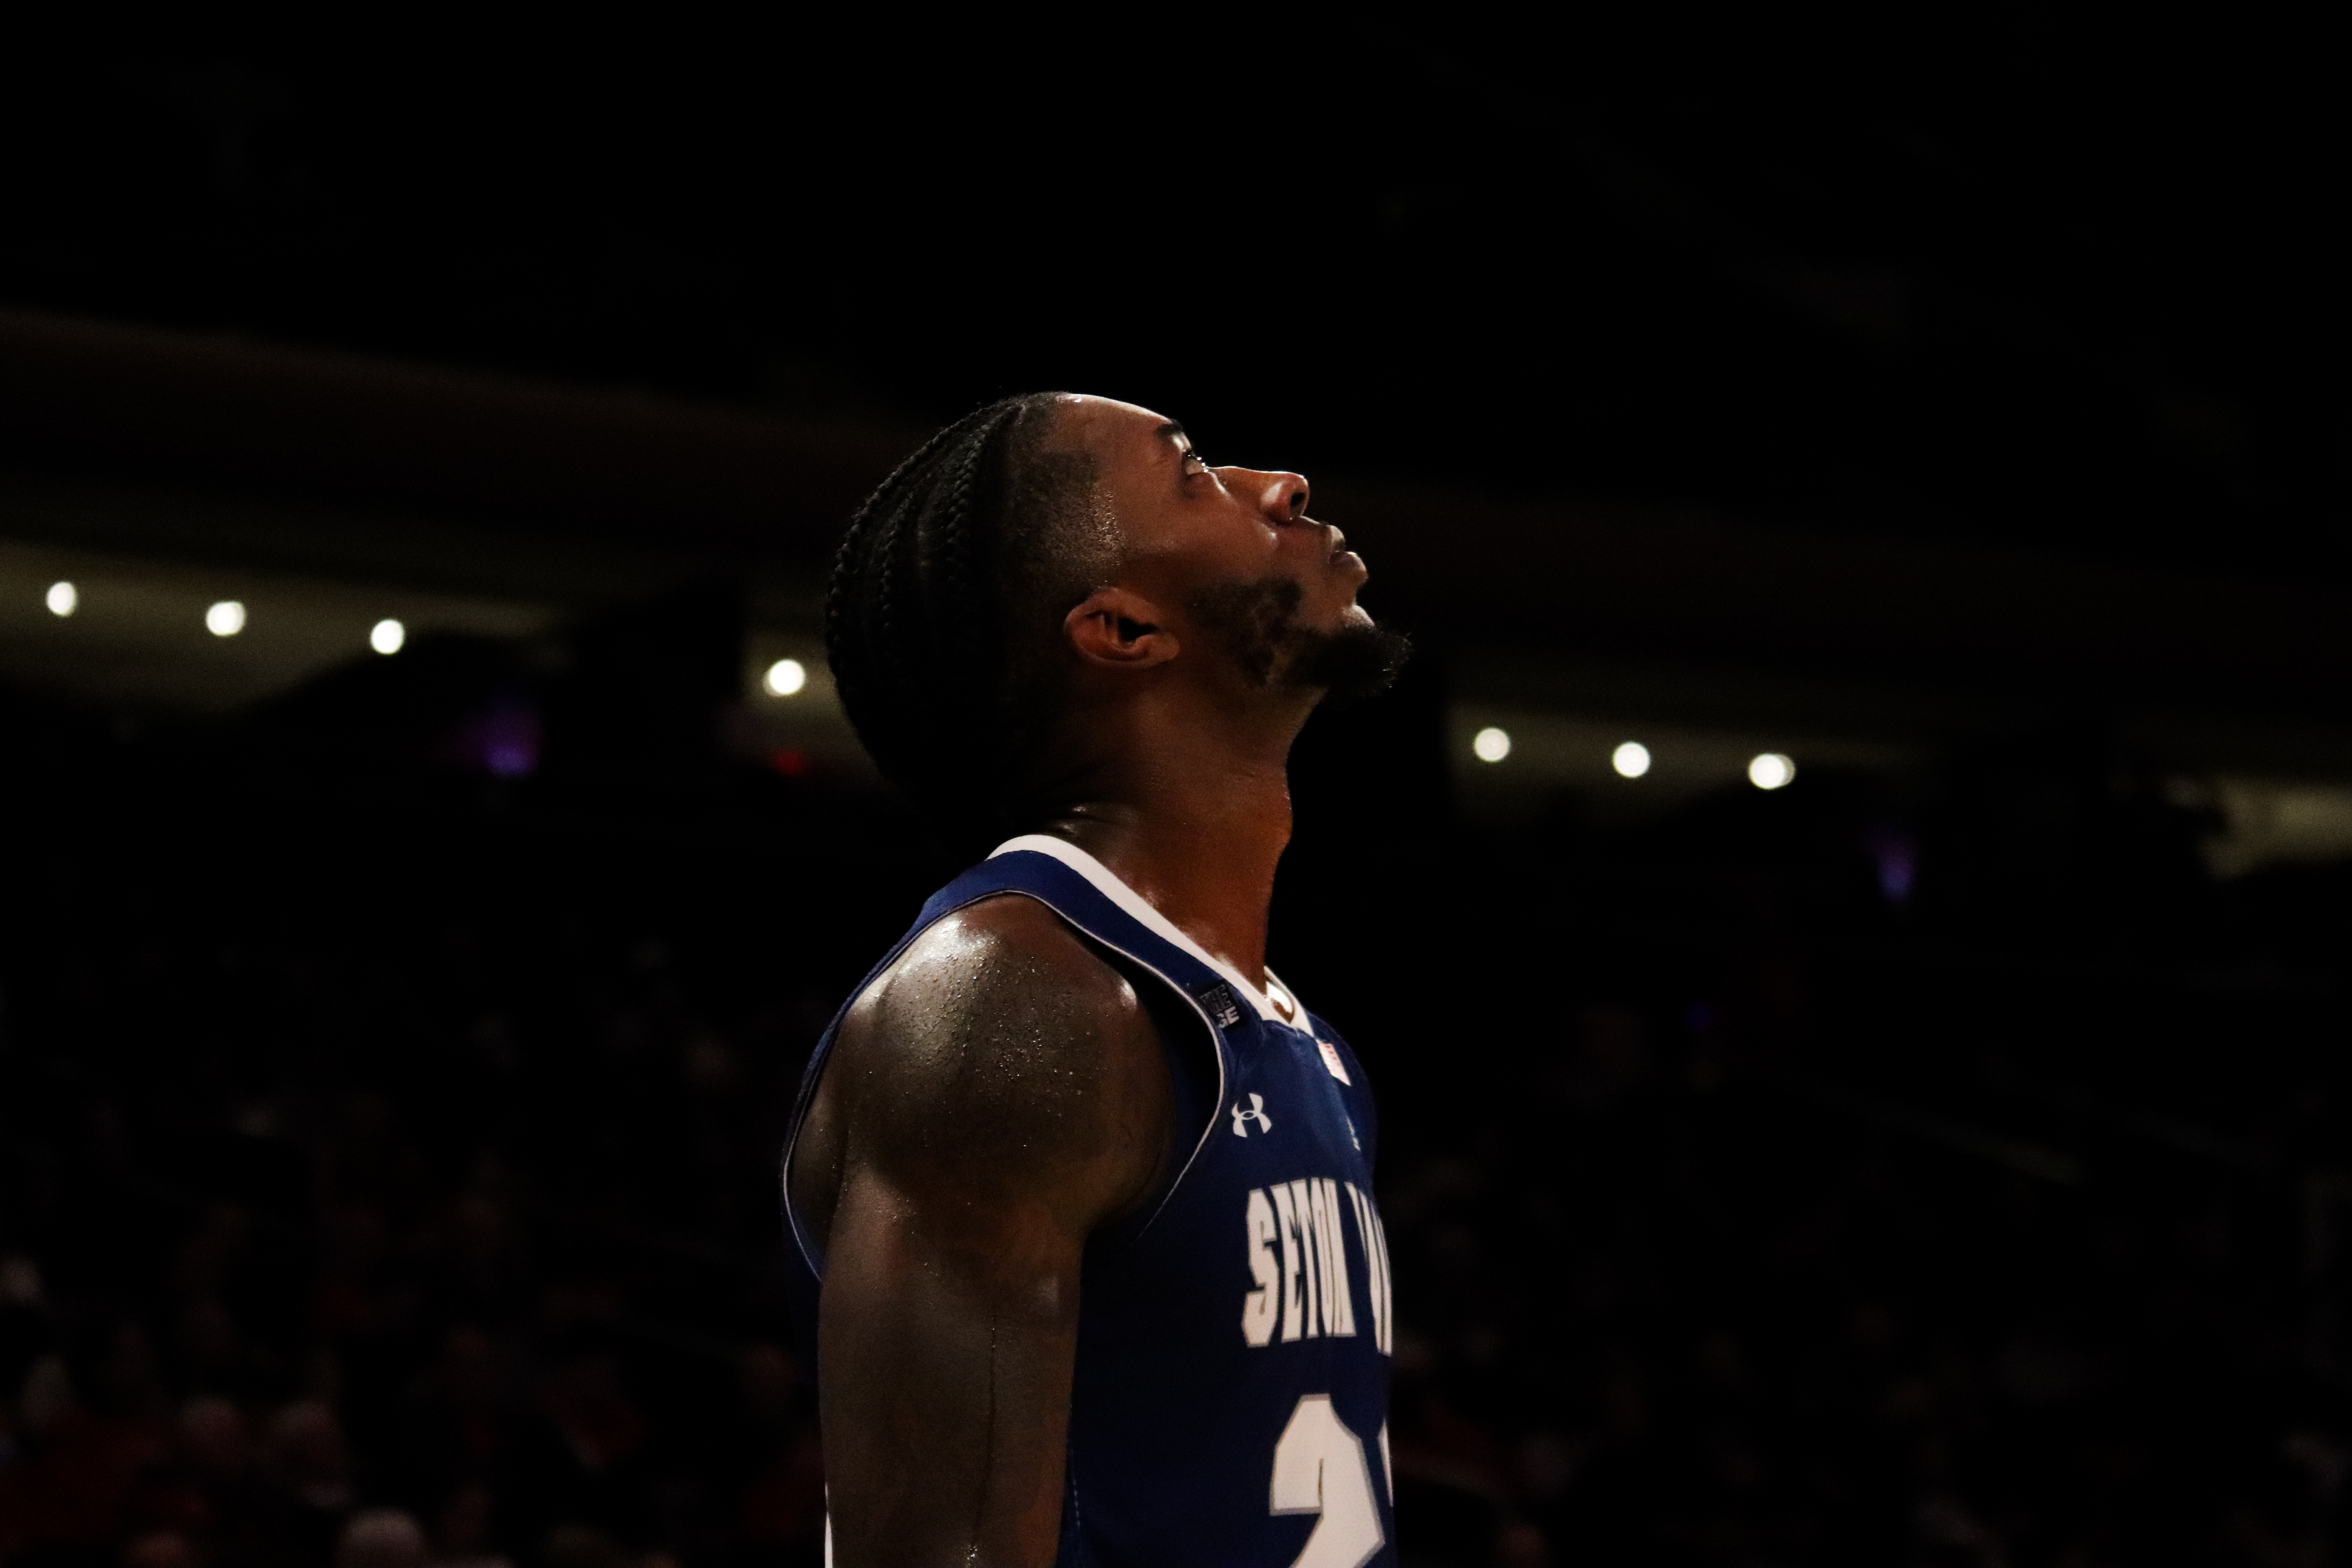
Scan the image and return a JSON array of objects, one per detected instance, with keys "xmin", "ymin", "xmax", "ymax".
[
  {"xmin": 1344, "ymin": 1183, "xmax": 1394, "ymax": 1356},
  {"xmin": 1269, "ymin": 1182, "xmax": 1308, "ymax": 1342},
  {"xmin": 1287, "ymin": 1179, "xmax": 1324, "ymax": 1337},
  {"xmin": 1315, "ymin": 1179, "xmax": 1357, "ymax": 1337},
  {"xmin": 1243, "ymin": 1180, "xmax": 1387, "ymax": 1352},
  {"xmin": 1242, "ymin": 1189, "xmax": 1280, "ymax": 1346}
]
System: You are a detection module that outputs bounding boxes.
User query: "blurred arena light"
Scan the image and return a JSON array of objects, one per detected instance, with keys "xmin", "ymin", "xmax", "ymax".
[
  {"xmin": 206, "ymin": 600, "xmax": 246, "ymax": 637},
  {"xmin": 1749, "ymin": 752, "xmax": 1795, "ymax": 790},
  {"xmin": 1473, "ymin": 726, "xmax": 1512, "ymax": 763},
  {"xmin": 370, "ymin": 618, "xmax": 406, "ymax": 654},
  {"xmin": 1612, "ymin": 741, "xmax": 1651, "ymax": 778},
  {"xmin": 0, "ymin": 542, "xmax": 559, "ymax": 710},
  {"xmin": 764, "ymin": 658, "xmax": 808, "ymax": 697}
]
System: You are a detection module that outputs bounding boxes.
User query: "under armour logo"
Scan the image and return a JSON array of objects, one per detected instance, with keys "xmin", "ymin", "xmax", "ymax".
[{"xmin": 1230, "ymin": 1093, "xmax": 1273, "ymax": 1138}]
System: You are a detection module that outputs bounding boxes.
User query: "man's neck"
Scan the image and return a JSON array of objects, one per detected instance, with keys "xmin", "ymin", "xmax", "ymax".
[{"xmin": 1037, "ymin": 693, "xmax": 1305, "ymax": 988}]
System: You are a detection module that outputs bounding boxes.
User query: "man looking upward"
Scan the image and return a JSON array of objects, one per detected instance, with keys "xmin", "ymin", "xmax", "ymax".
[{"xmin": 784, "ymin": 394, "xmax": 1407, "ymax": 1566}]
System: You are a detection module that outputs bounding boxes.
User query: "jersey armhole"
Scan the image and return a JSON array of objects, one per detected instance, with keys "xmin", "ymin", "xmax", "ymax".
[
  {"xmin": 781, "ymin": 888, "xmax": 1227, "ymax": 1275},
  {"xmin": 1080, "ymin": 939, "xmax": 1221, "ymax": 1243}
]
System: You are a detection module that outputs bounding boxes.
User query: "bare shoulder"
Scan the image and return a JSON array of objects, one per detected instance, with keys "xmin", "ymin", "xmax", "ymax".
[
  {"xmin": 796, "ymin": 893, "xmax": 1173, "ymax": 1244},
  {"xmin": 851, "ymin": 892, "xmax": 1146, "ymax": 1067}
]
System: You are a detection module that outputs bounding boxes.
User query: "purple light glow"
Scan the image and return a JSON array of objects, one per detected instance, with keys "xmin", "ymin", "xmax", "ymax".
[
  {"xmin": 452, "ymin": 702, "xmax": 542, "ymax": 779},
  {"xmin": 1869, "ymin": 830, "xmax": 1916, "ymax": 905}
]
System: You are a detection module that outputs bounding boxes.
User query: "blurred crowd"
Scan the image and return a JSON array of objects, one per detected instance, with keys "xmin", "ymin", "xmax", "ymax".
[
  {"xmin": 1377, "ymin": 984, "xmax": 2352, "ymax": 1566},
  {"xmin": 0, "ymin": 875, "xmax": 837, "ymax": 1568},
  {"xmin": 4, "ymin": 675, "xmax": 2352, "ymax": 1568},
  {"xmin": 0, "ymin": 676, "xmax": 850, "ymax": 1568}
]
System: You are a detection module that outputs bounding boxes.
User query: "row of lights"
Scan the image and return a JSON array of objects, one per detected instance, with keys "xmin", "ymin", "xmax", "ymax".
[
  {"xmin": 1471, "ymin": 726, "xmax": 1797, "ymax": 791},
  {"xmin": 49, "ymin": 584, "xmax": 822, "ymax": 698},
  {"xmin": 45, "ymin": 580, "xmax": 408, "ymax": 654}
]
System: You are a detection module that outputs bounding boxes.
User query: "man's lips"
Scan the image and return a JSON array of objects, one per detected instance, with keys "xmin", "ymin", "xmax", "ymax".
[
  {"xmin": 1327, "ymin": 528, "xmax": 1366, "ymax": 577},
  {"xmin": 1310, "ymin": 519, "xmax": 1367, "ymax": 580}
]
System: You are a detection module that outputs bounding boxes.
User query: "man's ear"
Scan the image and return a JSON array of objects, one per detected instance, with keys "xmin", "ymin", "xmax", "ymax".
[{"xmin": 1065, "ymin": 587, "xmax": 1180, "ymax": 668}]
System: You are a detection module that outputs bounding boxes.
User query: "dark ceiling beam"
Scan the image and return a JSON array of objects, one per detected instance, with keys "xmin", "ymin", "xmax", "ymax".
[
  {"xmin": 0, "ymin": 309, "xmax": 911, "ymax": 553},
  {"xmin": 5, "ymin": 309, "xmax": 2347, "ymax": 725}
]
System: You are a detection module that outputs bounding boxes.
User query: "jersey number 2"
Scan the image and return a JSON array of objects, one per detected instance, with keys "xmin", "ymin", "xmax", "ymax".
[{"xmin": 1270, "ymin": 1395, "xmax": 1385, "ymax": 1568}]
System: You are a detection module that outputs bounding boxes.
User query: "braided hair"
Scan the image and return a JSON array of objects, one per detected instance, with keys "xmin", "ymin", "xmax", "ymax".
[{"xmin": 825, "ymin": 393, "xmax": 1111, "ymax": 844}]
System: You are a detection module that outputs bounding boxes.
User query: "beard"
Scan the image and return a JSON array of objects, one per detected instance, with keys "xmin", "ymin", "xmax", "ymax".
[{"xmin": 1186, "ymin": 575, "xmax": 1412, "ymax": 705}]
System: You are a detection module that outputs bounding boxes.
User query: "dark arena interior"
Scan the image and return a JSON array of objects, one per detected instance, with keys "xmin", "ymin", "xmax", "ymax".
[{"xmin": 4, "ymin": 24, "xmax": 2352, "ymax": 1568}]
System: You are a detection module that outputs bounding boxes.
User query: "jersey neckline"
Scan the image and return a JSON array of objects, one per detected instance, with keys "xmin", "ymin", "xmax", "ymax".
[{"xmin": 988, "ymin": 834, "xmax": 1303, "ymax": 1028}]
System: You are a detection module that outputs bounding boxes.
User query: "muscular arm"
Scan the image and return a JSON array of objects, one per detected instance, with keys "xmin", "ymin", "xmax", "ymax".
[{"xmin": 788, "ymin": 895, "xmax": 1176, "ymax": 1567}]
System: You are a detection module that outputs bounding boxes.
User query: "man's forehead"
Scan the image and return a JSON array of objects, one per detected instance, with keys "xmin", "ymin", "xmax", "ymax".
[{"xmin": 1053, "ymin": 394, "xmax": 1183, "ymax": 461}]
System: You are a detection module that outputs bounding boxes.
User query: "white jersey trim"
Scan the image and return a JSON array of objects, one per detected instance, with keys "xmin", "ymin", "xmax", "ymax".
[{"xmin": 990, "ymin": 834, "xmax": 1290, "ymax": 1026}]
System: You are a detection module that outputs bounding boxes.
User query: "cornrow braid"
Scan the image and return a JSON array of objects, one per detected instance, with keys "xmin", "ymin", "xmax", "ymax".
[
  {"xmin": 823, "ymin": 406, "xmax": 996, "ymax": 743},
  {"xmin": 826, "ymin": 393, "xmax": 1102, "ymax": 845}
]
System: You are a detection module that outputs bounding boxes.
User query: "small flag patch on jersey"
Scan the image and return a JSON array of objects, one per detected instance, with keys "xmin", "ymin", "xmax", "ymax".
[
  {"xmin": 1192, "ymin": 982, "xmax": 1243, "ymax": 1028},
  {"xmin": 1317, "ymin": 1039, "xmax": 1352, "ymax": 1085}
]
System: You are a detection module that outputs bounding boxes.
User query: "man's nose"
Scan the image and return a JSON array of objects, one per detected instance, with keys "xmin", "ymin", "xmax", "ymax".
[{"xmin": 1249, "ymin": 470, "xmax": 1310, "ymax": 524}]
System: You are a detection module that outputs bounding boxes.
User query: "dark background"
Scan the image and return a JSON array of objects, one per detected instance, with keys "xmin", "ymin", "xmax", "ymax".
[{"xmin": 5, "ymin": 20, "xmax": 2352, "ymax": 1568}]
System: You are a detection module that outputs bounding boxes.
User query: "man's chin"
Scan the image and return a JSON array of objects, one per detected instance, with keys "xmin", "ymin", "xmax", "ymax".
[
  {"xmin": 1285, "ymin": 619, "xmax": 1412, "ymax": 705},
  {"xmin": 1186, "ymin": 573, "xmax": 1410, "ymax": 701}
]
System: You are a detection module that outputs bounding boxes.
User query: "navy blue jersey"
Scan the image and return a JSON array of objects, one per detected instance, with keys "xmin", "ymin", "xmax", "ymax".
[{"xmin": 783, "ymin": 835, "xmax": 1396, "ymax": 1567}]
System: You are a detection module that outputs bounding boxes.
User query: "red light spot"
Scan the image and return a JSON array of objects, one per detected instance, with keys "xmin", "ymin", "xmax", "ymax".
[{"xmin": 769, "ymin": 749, "xmax": 809, "ymax": 777}]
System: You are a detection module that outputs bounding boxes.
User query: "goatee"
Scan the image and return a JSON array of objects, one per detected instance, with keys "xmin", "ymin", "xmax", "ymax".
[{"xmin": 1187, "ymin": 576, "xmax": 1412, "ymax": 705}]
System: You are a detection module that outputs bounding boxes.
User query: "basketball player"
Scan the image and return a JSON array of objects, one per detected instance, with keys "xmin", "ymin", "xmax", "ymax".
[{"xmin": 783, "ymin": 394, "xmax": 1408, "ymax": 1566}]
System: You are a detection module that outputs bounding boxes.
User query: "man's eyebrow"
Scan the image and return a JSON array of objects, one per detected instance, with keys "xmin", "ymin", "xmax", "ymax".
[{"xmin": 1154, "ymin": 421, "xmax": 1189, "ymax": 447}]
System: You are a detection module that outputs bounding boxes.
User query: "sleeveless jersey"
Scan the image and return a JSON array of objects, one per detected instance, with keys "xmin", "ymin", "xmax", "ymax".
[{"xmin": 782, "ymin": 835, "xmax": 1397, "ymax": 1568}]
